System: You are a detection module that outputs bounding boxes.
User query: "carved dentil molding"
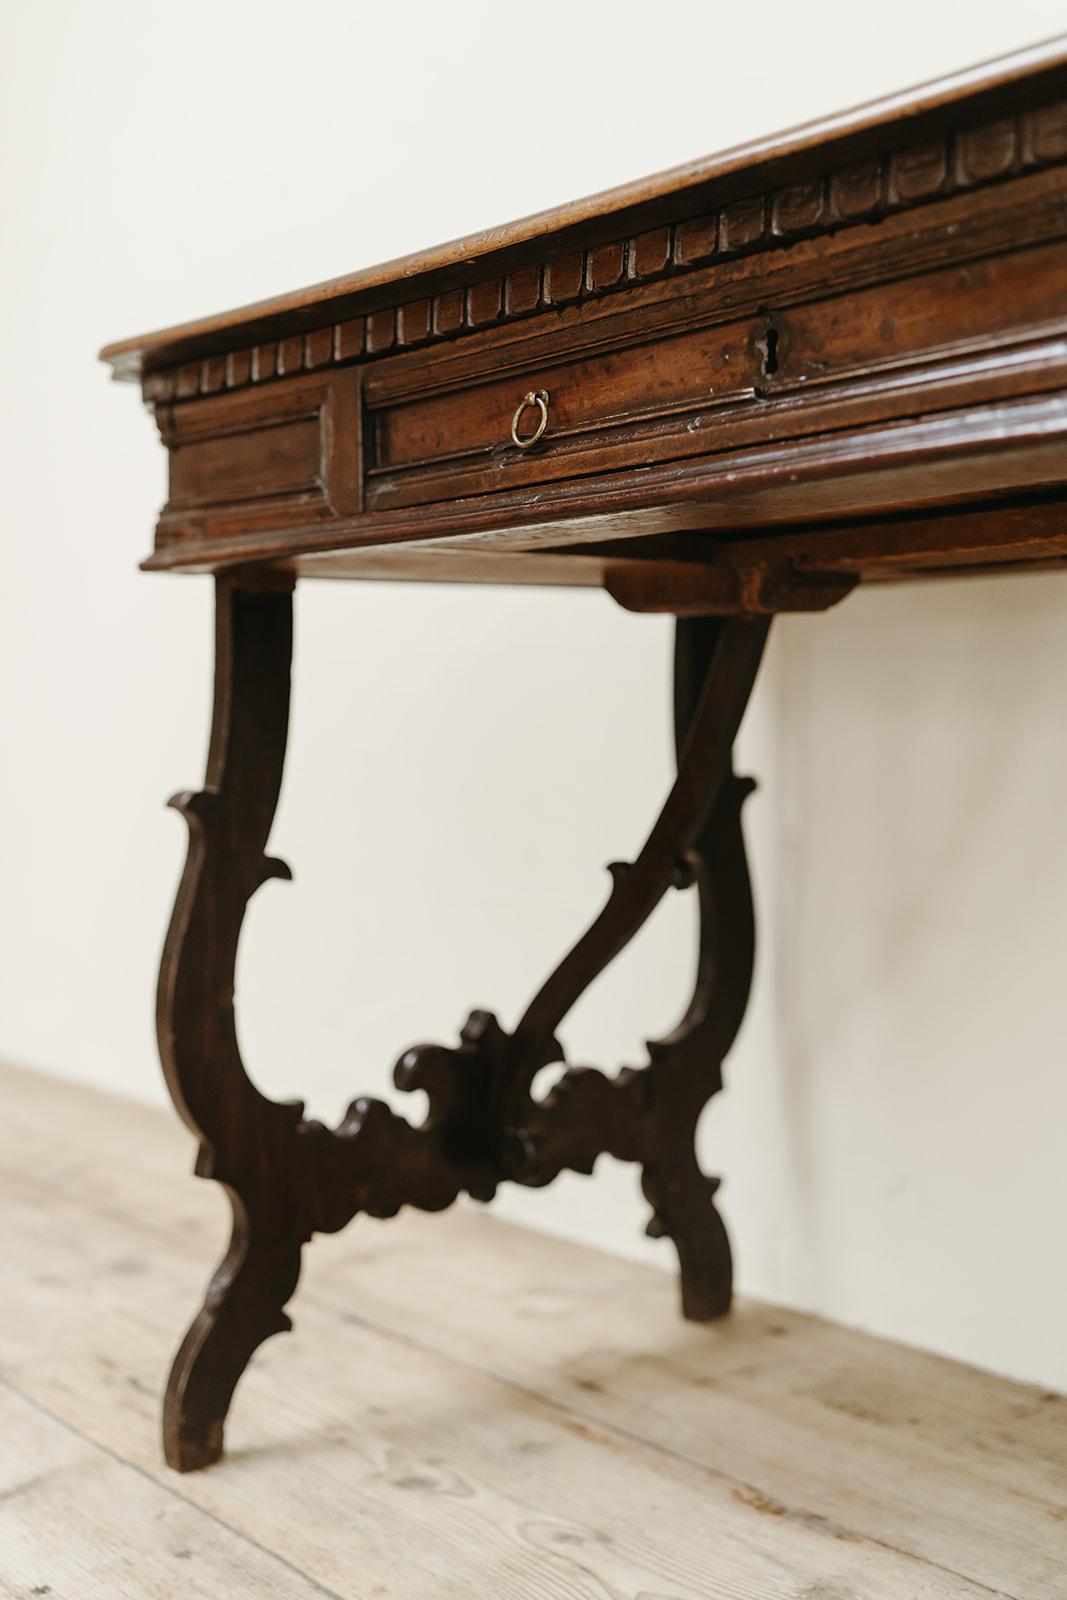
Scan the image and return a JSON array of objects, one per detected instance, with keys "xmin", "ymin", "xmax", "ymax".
[{"xmin": 144, "ymin": 98, "xmax": 1067, "ymax": 407}]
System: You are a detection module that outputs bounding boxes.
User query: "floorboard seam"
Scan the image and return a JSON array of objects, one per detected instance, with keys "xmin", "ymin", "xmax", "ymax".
[
  {"xmin": 334, "ymin": 1306, "xmax": 1025, "ymax": 1600},
  {"xmin": 0, "ymin": 1072, "xmax": 1046, "ymax": 1600},
  {"xmin": 0, "ymin": 1158, "xmax": 1038, "ymax": 1599},
  {"xmin": 0, "ymin": 1376, "xmax": 347, "ymax": 1600}
]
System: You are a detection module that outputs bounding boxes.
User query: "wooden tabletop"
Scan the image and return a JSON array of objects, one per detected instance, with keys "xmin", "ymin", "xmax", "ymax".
[
  {"xmin": 100, "ymin": 36, "xmax": 1067, "ymax": 382},
  {"xmin": 103, "ymin": 38, "xmax": 1067, "ymax": 601}
]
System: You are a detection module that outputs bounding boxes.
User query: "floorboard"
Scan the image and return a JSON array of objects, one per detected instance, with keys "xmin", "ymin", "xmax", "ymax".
[
  {"xmin": 0, "ymin": 1062, "xmax": 1063, "ymax": 1599},
  {"xmin": 0, "ymin": 1383, "xmax": 334, "ymax": 1599}
]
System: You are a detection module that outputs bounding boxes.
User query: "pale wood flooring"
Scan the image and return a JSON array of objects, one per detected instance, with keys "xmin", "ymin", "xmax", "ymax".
[{"xmin": 0, "ymin": 1062, "xmax": 1063, "ymax": 1598}]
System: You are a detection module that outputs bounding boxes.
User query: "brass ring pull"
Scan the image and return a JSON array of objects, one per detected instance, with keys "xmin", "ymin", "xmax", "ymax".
[{"xmin": 510, "ymin": 389, "xmax": 550, "ymax": 450}]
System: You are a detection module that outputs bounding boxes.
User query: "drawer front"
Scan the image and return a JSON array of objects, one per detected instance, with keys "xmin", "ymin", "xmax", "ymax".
[
  {"xmin": 364, "ymin": 232, "xmax": 1067, "ymax": 515},
  {"xmin": 156, "ymin": 368, "xmax": 362, "ymax": 548},
  {"xmin": 375, "ymin": 322, "xmax": 759, "ymax": 469},
  {"xmin": 169, "ymin": 415, "xmax": 322, "ymax": 508},
  {"xmin": 365, "ymin": 317, "xmax": 765, "ymax": 511}
]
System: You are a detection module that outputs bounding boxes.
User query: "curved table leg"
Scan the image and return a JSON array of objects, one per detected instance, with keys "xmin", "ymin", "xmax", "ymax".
[
  {"xmin": 164, "ymin": 1218, "xmax": 303, "ymax": 1470},
  {"xmin": 157, "ymin": 576, "xmax": 310, "ymax": 1471},
  {"xmin": 642, "ymin": 617, "xmax": 760, "ymax": 1319},
  {"xmin": 502, "ymin": 616, "xmax": 769, "ymax": 1321},
  {"xmin": 157, "ymin": 583, "xmax": 770, "ymax": 1470}
]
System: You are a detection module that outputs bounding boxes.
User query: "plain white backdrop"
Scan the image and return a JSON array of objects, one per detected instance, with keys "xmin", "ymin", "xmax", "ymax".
[{"xmin": 2, "ymin": 0, "xmax": 1066, "ymax": 1389}]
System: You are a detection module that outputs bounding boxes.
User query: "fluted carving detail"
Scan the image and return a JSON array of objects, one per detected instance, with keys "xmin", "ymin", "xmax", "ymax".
[{"xmin": 143, "ymin": 99, "xmax": 1067, "ymax": 406}]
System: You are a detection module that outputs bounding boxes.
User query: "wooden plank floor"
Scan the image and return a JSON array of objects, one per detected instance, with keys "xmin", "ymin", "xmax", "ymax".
[{"xmin": 0, "ymin": 1063, "xmax": 1063, "ymax": 1599}]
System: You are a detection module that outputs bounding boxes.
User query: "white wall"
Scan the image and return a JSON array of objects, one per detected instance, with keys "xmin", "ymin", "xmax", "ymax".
[{"xmin": 2, "ymin": 0, "xmax": 1065, "ymax": 1390}]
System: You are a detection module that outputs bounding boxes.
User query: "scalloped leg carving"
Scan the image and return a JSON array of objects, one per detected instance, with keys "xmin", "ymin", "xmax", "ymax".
[
  {"xmin": 641, "ymin": 619, "xmax": 761, "ymax": 1321},
  {"xmin": 158, "ymin": 576, "xmax": 313, "ymax": 1471},
  {"xmin": 501, "ymin": 615, "xmax": 769, "ymax": 1329},
  {"xmin": 164, "ymin": 1205, "xmax": 303, "ymax": 1470},
  {"xmin": 155, "ymin": 581, "xmax": 770, "ymax": 1470},
  {"xmin": 642, "ymin": 1097, "xmax": 734, "ymax": 1322}
]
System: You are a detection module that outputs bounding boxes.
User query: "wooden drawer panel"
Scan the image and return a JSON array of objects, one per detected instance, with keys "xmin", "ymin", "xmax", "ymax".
[
  {"xmin": 365, "ymin": 233, "xmax": 1067, "ymax": 515},
  {"xmin": 169, "ymin": 416, "xmax": 321, "ymax": 509},
  {"xmin": 374, "ymin": 320, "xmax": 759, "ymax": 471},
  {"xmin": 770, "ymin": 234, "xmax": 1067, "ymax": 387},
  {"xmin": 156, "ymin": 368, "xmax": 362, "ymax": 545}
]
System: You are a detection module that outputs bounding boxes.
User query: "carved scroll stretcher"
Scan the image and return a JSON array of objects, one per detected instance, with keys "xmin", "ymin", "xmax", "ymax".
[{"xmin": 158, "ymin": 578, "xmax": 769, "ymax": 1470}]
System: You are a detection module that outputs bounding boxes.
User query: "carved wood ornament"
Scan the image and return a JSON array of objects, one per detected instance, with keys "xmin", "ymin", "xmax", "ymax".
[
  {"xmin": 140, "ymin": 98, "xmax": 1067, "ymax": 407},
  {"xmin": 159, "ymin": 580, "xmax": 769, "ymax": 1468}
]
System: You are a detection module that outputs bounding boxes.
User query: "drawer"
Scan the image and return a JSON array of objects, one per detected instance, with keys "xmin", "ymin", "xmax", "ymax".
[
  {"xmin": 364, "ymin": 316, "xmax": 768, "ymax": 511},
  {"xmin": 363, "ymin": 232, "xmax": 1067, "ymax": 515},
  {"xmin": 156, "ymin": 368, "xmax": 363, "ymax": 546}
]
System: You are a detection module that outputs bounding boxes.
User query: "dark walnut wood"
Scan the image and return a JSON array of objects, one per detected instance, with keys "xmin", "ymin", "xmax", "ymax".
[
  {"xmin": 161, "ymin": 577, "xmax": 769, "ymax": 1468},
  {"xmin": 105, "ymin": 41, "xmax": 1067, "ymax": 1470},
  {"xmin": 101, "ymin": 40, "xmax": 1067, "ymax": 593}
]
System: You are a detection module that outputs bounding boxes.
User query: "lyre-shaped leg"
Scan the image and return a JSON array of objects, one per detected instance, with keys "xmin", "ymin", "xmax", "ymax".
[
  {"xmin": 156, "ymin": 582, "xmax": 770, "ymax": 1472},
  {"xmin": 158, "ymin": 577, "xmax": 308, "ymax": 1471},
  {"xmin": 500, "ymin": 615, "xmax": 769, "ymax": 1320},
  {"xmin": 641, "ymin": 617, "xmax": 760, "ymax": 1319}
]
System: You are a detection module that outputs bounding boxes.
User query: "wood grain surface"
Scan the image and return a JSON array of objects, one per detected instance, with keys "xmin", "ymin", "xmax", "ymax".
[
  {"xmin": 99, "ymin": 37, "xmax": 1067, "ymax": 381},
  {"xmin": 0, "ymin": 1062, "xmax": 1063, "ymax": 1598},
  {"xmin": 102, "ymin": 40, "xmax": 1067, "ymax": 593}
]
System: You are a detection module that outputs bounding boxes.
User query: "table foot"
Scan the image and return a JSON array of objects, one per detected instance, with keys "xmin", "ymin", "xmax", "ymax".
[{"xmin": 164, "ymin": 1220, "xmax": 303, "ymax": 1471}]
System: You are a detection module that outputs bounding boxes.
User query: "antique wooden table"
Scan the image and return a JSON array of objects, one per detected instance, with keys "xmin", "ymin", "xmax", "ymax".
[{"xmin": 103, "ymin": 40, "xmax": 1067, "ymax": 1472}]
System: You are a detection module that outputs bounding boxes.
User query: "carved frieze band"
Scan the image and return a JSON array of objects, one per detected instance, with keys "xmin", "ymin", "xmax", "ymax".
[{"xmin": 144, "ymin": 99, "xmax": 1067, "ymax": 406}]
